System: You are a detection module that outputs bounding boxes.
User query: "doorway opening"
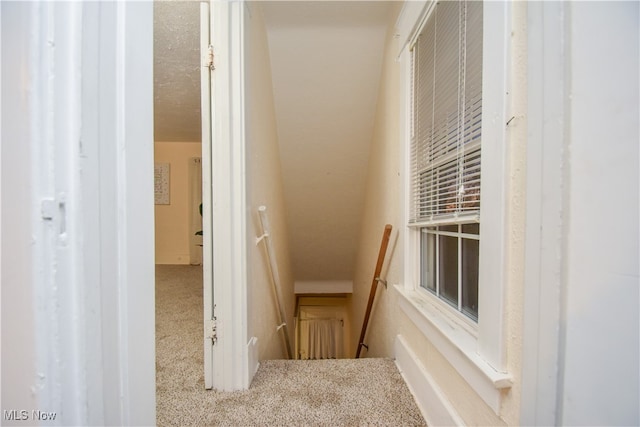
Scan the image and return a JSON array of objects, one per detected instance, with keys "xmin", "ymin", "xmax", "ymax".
[{"xmin": 152, "ymin": 0, "xmax": 206, "ymax": 414}]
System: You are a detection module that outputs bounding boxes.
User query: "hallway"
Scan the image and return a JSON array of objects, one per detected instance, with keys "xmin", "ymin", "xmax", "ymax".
[
  {"xmin": 155, "ymin": 265, "xmax": 425, "ymax": 426},
  {"xmin": 3, "ymin": 1, "xmax": 638, "ymax": 425}
]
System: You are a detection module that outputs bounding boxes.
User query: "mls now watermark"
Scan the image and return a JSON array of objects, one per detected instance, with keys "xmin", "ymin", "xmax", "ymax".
[{"xmin": 4, "ymin": 409, "xmax": 57, "ymax": 421}]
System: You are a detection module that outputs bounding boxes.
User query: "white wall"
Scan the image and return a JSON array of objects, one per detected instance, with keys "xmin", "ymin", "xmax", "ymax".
[
  {"xmin": 245, "ymin": 2, "xmax": 296, "ymax": 361},
  {"xmin": 522, "ymin": 2, "xmax": 639, "ymax": 425},
  {"xmin": 1, "ymin": 2, "xmax": 39, "ymax": 419},
  {"xmin": 559, "ymin": 2, "xmax": 639, "ymax": 424}
]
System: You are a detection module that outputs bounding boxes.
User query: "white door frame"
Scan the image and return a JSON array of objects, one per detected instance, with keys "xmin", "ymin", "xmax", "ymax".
[
  {"xmin": 3, "ymin": 4, "xmax": 250, "ymax": 426},
  {"xmin": 80, "ymin": 1, "xmax": 157, "ymax": 423},
  {"xmin": 200, "ymin": 0, "xmax": 216, "ymax": 390},
  {"xmin": 1, "ymin": 1, "xmax": 156, "ymax": 424},
  {"xmin": 519, "ymin": 2, "xmax": 566, "ymax": 425},
  {"xmin": 205, "ymin": 0, "xmax": 251, "ymax": 391}
]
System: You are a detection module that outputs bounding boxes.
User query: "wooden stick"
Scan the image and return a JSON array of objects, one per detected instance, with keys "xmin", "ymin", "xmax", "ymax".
[{"xmin": 356, "ymin": 224, "xmax": 393, "ymax": 358}]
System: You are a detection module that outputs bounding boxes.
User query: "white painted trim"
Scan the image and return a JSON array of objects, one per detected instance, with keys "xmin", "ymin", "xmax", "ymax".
[
  {"xmin": 519, "ymin": 2, "xmax": 567, "ymax": 425},
  {"xmin": 29, "ymin": 2, "xmax": 86, "ymax": 421},
  {"xmin": 476, "ymin": 0, "xmax": 511, "ymax": 373},
  {"xmin": 397, "ymin": 287, "xmax": 512, "ymax": 414},
  {"xmin": 230, "ymin": 0, "xmax": 250, "ymax": 389},
  {"xmin": 113, "ymin": 3, "xmax": 156, "ymax": 424},
  {"xmin": 4, "ymin": 2, "xmax": 155, "ymax": 424},
  {"xmin": 79, "ymin": 5, "xmax": 108, "ymax": 422},
  {"xmin": 393, "ymin": 0, "xmax": 430, "ymax": 58},
  {"xmin": 400, "ymin": 0, "xmax": 513, "ymax": 385},
  {"xmin": 248, "ymin": 337, "xmax": 260, "ymax": 379},
  {"xmin": 200, "ymin": 0, "xmax": 215, "ymax": 391},
  {"xmin": 395, "ymin": 335, "xmax": 465, "ymax": 427},
  {"xmin": 400, "ymin": 43, "xmax": 416, "ymax": 295},
  {"xmin": 22, "ymin": 1, "xmax": 156, "ymax": 424},
  {"xmin": 210, "ymin": 0, "xmax": 250, "ymax": 390}
]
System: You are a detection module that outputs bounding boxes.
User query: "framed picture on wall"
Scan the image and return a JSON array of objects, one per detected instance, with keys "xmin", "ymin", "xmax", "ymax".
[{"xmin": 154, "ymin": 163, "xmax": 170, "ymax": 205}]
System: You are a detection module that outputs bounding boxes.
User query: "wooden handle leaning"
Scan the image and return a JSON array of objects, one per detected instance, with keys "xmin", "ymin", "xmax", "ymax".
[{"xmin": 356, "ymin": 224, "xmax": 393, "ymax": 358}]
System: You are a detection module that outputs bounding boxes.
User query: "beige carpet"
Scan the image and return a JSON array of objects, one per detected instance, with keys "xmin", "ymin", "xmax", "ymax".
[{"xmin": 156, "ymin": 265, "xmax": 427, "ymax": 426}]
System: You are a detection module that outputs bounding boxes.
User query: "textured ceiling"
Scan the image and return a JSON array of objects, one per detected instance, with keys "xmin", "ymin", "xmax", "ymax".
[{"xmin": 154, "ymin": 1, "xmax": 201, "ymax": 142}]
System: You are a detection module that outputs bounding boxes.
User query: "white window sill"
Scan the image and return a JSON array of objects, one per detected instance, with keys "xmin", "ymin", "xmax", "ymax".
[{"xmin": 396, "ymin": 285, "xmax": 512, "ymax": 414}]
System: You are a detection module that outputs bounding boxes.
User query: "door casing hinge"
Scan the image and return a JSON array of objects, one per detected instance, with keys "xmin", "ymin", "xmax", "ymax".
[
  {"xmin": 206, "ymin": 318, "xmax": 217, "ymax": 345},
  {"xmin": 207, "ymin": 45, "xmax": 215, "ymax": 71}
]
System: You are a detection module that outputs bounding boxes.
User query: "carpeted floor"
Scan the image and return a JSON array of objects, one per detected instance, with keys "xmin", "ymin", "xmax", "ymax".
[{"xmin": 156, "ymin": 264, "xmax": 427, "ymax": 426}]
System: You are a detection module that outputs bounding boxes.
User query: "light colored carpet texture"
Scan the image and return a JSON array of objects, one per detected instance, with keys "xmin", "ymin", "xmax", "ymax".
[{"xmin": 156, "ymin": 265, "xmax": 427, "ymax": 426}]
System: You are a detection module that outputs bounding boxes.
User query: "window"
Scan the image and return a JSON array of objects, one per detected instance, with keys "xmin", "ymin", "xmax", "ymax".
[
  {"xmin": 409, "ymin": 0, "xmax": 482, "ymax": 322},
  {"xmin": 396, "ymin": 0, "xmax": 514, "ymax": 412},
  {"xmin": 421, "ymin": 223, "xmax": 479, "ymax": 320}
]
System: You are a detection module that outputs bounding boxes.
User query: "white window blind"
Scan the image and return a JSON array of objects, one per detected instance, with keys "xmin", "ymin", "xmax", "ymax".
[{"xmin": 410, "ymin": 0, "xmax": 483, "ymax": 226}]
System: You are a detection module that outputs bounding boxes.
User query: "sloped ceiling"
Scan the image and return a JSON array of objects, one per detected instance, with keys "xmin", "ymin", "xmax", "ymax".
[
  {"xmin": 154, "ymin": 1, "xmax": 394, "ymax": 282},
  {"xmin": 261, "ymin": 1, "xmax": 393, "ymax": 281}
]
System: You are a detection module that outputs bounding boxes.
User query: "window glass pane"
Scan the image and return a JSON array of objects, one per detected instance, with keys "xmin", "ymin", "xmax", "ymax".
[
  {"xmin": 438, "ymin": 234, "xmax": 458, "ymax": 306},
  {"xmin": 462, "ymin": 223, "xmax": 479, "ymax": 235},
  {"xmin": 421, "ymin": 231, "xmax": 436, "ymax": 292},
  {"xmin": 411, "ymin": 0, "xmax": 483, "ymax": 323},
  {"xmin": 462, "ymin": 237, "xmax": 479, "ymax": 321}
]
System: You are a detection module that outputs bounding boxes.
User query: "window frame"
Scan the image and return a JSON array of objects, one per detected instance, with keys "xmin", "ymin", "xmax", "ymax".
[
  {"xmin": 420, "ymin": 223, "xmax": 480, "ymax": 322},
  {"xmin": 396, "ymin": 0, "xmax": 513, "ymax": 414}
]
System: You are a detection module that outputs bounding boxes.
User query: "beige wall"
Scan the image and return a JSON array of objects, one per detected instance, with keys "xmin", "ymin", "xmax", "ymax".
[
  {"xmin": 349, "ymin": 1, "xmax": 404, "ymax": 360},
  {"xmin": 245, "ymin": 3, "xmax": 296, "ymax": 361},
  {"xmin": 154, "ymin": 141, "xmax": 201, "ymax": 264},
  {"xmin": 350, "ymin": 2, "xmax": 527, "ymax": 425}
]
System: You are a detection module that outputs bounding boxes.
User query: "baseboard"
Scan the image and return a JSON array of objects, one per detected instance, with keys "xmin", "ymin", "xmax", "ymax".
[
  {"xmin": 394, "ymin": 335, "xmax": 465, "ymax": 427},
  {"xmin": 155, "ymin": 254, "xmax": 191, "ymax": 264},
  {"xmin": 248, "ymin": 336, "xmax": 259, "ymax": 382}
]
